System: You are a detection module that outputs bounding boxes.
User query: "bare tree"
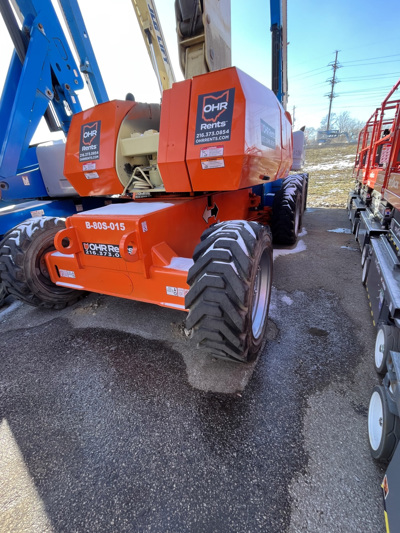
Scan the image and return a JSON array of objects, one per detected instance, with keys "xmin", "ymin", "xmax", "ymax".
[{"xmin": 320, "ymin": 113, "xmax": 337, "ymax": 130}]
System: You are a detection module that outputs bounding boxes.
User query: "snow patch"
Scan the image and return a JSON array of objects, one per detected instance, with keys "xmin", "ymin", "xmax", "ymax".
[
  {"xmin": 299, "ymin": 227, "xmax": 307, "ymax": 237},
  {"xmin": 273, "ymin": 239, "xmax": 307, "ymax": 260},
  {"xmin": 0, "ymin": 300, "xmax": 22, "ymax": 319},
  {"xmin": 328, "ymin": 228, "xmax": 352, "ymax": 234},
  {"xmin": 305, "ymin": 160, "xmax": 353, "ymax": 172}
]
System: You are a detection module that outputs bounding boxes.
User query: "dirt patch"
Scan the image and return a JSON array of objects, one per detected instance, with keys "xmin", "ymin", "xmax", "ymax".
[{"xmin": 303, "ymin": 144, "xmax": 358, "ymax": 208}]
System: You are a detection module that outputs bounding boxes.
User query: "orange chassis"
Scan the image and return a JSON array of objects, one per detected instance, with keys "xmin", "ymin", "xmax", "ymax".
[{"xmin": 47, "ymin": 190, "xmax": 260, "ymax": 310}]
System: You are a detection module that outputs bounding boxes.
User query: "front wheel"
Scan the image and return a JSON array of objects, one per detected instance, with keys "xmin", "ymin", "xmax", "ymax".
[
  {"xmin": 0, "ymin": 217, "xmax": 84, "ymax": 309},
  {"xmin": 185, "ymin": 220, "xmax": 273, "ymax": 363},
  {"xmin": 368, "ymin": 385, "xmax": 399, "ymax": 462},
  {"xmin": 374, "ymin": 325, "xmax": 400, "ymax": 376}
]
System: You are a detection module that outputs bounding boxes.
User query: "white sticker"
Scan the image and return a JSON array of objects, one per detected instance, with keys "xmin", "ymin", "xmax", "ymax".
[
  {"xmin": 59, "ymin": 269, "xmax": 76, "ymax": 279},
  {"xmin": 178, "ymin": 288, "xmax": 188, "ymax": 297},
  {"xmin": 22, "ymin": 175, "xmax": 30, "ymax": 186},
  {"xmin": 142, "ymin": 221, "xmax": 148, "ymax": 232},
  {"xmin": 166, "ymin": 286, "xmax": 178, "ymax": 296},
  {"xmin": 200, "ymin": 146, "xmax": 224, "ymax": 158},
  {"xmin": 201, "ymin": 158, "xmax": 225, "ymax": 170},
  {"xmin": 84, "ymin": 172, "xmax": 99, "ymax": 180},
  {"xmin": 30, "ymin": 209, "xmax": 45, "ymax": 217},
  {"xmin": 83, "ymin": 163, "xmax": 96, "ymax": 171}
]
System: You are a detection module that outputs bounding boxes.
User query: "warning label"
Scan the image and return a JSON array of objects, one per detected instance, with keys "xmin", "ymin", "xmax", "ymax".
[
  {"xmin": 79, "ymin": 121, "xmax": 101, "ymax": 162},
  {"xmin": 200, "ymin": 145, "xmax": 224, "ymax": 158},
  {"xmin": 195, "ymin": 88, "xmax": 235, "ymax": 145},
  {"xmin": 201, "ymin": 158, "xmax": 225, "ymax": 170},
  {"xmin": 260, "ymin": 119, "xmax": 276, "ymax": 149}
]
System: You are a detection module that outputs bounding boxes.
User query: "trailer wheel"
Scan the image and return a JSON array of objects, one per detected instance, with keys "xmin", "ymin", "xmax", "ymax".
[
  {"xmin": 374, "ymin": 325, "xmax": 400, "ymax": 376},
  {"xmin": 0, "ymin": 217, "xmax": 83, "ymax": 309},
  {"xmin": 185, "ymin": 220, "xmax": 273, "ymax": 363},
  {"xmin": 368, "ymin": 385, "xmax": 399, "ymax": 462},
  {"xmin": 351, "ymin": 215, "xmax": 359, "ymax": 235},
  {"xmin": 361, "ymin": 253, "xmax": 371, "ymax": 286},
  {"xmin": 271, "ymin": 179, "xmax": 302, "ymax": 245},
  {"xmin": 361, "ymin": 243, "xmax": 370, "ymax": 267}
]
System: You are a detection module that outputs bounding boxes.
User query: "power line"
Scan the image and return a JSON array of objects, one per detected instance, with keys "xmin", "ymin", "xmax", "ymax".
[{"xmin": 341, "ymin": 53, "xmax": 400, "ymax": 64}]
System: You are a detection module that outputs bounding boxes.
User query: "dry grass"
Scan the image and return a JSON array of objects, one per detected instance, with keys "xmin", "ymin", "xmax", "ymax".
[{"xmin": 302, "ymin": 143, "xmax": 358, "ymax": 208}]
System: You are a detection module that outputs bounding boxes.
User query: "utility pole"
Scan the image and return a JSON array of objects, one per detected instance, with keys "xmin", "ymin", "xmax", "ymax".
[
  {"xmin": 292, "ymin": 105, "xmax": 296, "ymax": 128},
  {"xmin": 325, "ymin": 50, "xmax": 341, "ymax": 131}
]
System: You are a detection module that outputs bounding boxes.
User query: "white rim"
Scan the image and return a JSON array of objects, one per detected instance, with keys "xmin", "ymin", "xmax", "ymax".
[
  {"xmin": 375, "ymin": 329, "xmax": 385, "ymax": 369},
  {"xmin": 251, "ymin": 250, "xmax": 271, "ymax": 339},
  {"xmin": 368, "ymin": 390, "xmax": 384, "ymax": 451}
]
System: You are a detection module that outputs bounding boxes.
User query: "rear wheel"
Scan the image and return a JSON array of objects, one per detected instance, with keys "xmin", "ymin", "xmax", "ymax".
[
  {"xmin": 374, "ymin": 325, "xmax": 400, "ymax": 376},
  {"xmin": 271, "ymin": 178, "xmax": 302, "ymax": 245},
  {"xmin": 0, "ymin": 217, "xmax": 84, "ymax": 309},
  {"xmin": 368, "ymin": 385, "xmax": 399, "ymax": 462},
  {"xmin": 185, "ymin": 220, "xmax": 273, "ymax": 363}
]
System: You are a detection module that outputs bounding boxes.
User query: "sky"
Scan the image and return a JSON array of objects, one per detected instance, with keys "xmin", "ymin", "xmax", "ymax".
[{"xmin": 0, "ymin": 0, "xmax": 399, "ymax": 137}]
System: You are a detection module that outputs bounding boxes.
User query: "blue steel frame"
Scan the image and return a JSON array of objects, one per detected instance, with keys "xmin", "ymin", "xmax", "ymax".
[
  {"xmin": 0, "ymin": 0, "xmax": 108, "ymax": 201},
  {"xmin": 270, "ymin": 0, "xmax": 285, "ymax": 106}
]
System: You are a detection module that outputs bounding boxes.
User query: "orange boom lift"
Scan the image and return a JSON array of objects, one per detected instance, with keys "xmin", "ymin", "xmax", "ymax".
[{"xmin": 0, "ymin": 1, "xmax": 308, "ymax": 363}]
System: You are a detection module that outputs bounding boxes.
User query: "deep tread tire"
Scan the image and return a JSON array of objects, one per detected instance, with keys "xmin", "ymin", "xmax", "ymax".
[
  {"xmin": 271, "ymin": 178, "xmax": 302, "ymax": 245},
  {"xmin": 185, "ymin": 220, "xmax": 273, "ymax": 363},
  {"xmin": 368, "ymin": 385, "xmax": 400, "ymax": 462},
  {"xmin": 0, "ymin": 228, "xmax": 15, "ymax": 307},
  {"xmin": 0, "ymin": 217, "xmax": 84, "ymax": 309},
  {"xmin": 374, "ymin": 325, "xmax": 400, "ymax": 376},
  {"xmin": 0, "ymin": 282, "xmax": 8, "ymax": 307},
  {"xmin": 287, "ymin": 174, "xmax": 308, "ymax": 215}
]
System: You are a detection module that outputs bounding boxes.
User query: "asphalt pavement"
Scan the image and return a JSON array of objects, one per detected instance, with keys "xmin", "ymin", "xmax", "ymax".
[{"xmin": 0, "ymin": 208, "xmax": 386, "ymax": 532}]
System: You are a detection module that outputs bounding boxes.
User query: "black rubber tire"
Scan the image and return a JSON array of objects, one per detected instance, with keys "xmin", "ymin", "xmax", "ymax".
[
  {"xmin": 0, "ymin": 226, "xmax": 18, "ymax": 307},
  {"xmin": 374, "ymin": 325, "xmax": 400, "ymax": 376},
  {"xmin": 0, "ymin": 217, "xmax": 84, "ymax": 309},
  {"xmin": 361, "ymin": 243, "xmax": 370, "ymax": 267},
  {"xmin": 351, "ymin": 215, "xmax": 359, "ymax": 235},
  {"xmin": 287, "ymin": 174, "xmax": 308, "ymax": 216},
  {"xmin": 368, "ymin": 385, "xmax": 400, "ymax": 462},
  {"xmin": 185, "ymin": 220, "xmax": 273, "ymax": 363},
  {"xmin": 271, "ymin": 179, "xmax": 302, "ymax": 245},
  {"xmin": 361, "ymin": 254, "xmax": 370, "ymax": 286},
  {"xmin": 0, "ymin": 281, "xmax": 8, "ymax": 307}
]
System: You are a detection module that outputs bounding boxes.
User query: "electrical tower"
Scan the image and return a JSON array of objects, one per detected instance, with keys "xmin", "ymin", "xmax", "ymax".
[{"xmin": 325, "ymin": 50, "xmax": 341, "ymax": 131}]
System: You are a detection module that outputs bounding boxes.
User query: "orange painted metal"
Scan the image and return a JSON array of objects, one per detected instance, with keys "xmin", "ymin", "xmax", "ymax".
[
  {"xmin": 158, "ymin": 79, "xmax": 193, "ymax": 192},
  {"xmin": 64, "ymin": 100, "xmax": 134, "ymax": 196},
  {"xmin": 185, "ymin": 67, "xmax": 292, "ymax": 192},
  {"xmin": 353, "ymin": 79, "xmax": 400, "ymax": 195},
  {"xmin": 56, "ymin": 67, "xmax": 295, "ymax": 310},
  {"xmin": 46, "ymin": 189, "xmax": 253, "ymax": 310}
]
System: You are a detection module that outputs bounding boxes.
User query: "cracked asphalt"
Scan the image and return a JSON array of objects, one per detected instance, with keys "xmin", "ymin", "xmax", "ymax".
[{"xmin": 0, "ymin": 208, "xmax": 386, "ymax": 532}]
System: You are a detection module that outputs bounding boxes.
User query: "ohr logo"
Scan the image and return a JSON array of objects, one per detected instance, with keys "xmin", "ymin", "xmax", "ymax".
[
  {"xmin": 82, "ymin": 122, "xmax": 99, "ymax": 146},
  {"xmin": 202, "ymin": 90, "xmax": 230, "ymax": 122}
]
